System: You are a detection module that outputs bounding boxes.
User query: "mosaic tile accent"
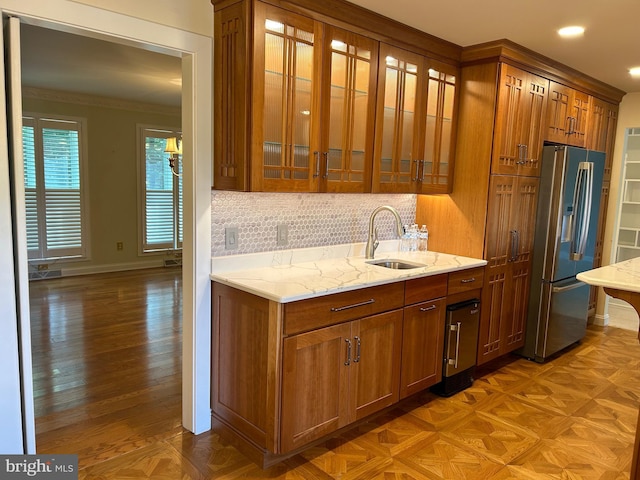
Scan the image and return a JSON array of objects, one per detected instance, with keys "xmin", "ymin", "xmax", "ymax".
[{"xmin": 211, "ymin": 192, "xmax": 417, "ymax": 256}]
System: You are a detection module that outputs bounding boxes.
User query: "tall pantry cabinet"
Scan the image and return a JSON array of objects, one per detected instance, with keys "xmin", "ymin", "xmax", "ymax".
[{"xmin": 416, "ymin": 41, "xmax": 623, "ymax": 366}]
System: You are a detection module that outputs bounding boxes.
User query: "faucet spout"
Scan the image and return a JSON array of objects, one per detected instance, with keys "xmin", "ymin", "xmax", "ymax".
[{"xmin": 365, "ymin": 205, "xmax": 404, "ymax": 259}]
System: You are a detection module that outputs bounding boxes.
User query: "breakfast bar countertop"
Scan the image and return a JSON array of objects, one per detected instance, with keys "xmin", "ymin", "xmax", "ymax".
[
  {"xmin": 576, "ymin": 257, "xmax": 640, "ymax": 293},
  {"xmin": 210, "ymin": 241, "xmax": 487, "ymax": 303}
]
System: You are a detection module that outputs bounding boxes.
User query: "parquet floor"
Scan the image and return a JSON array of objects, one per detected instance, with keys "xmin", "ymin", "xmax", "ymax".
[{"xmin": 30, "ymin": 268, "xmax": 640, "ymax": 479}]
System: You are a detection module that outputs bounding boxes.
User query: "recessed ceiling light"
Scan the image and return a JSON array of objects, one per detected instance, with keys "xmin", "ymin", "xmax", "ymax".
[
  {"xmin": 630, "ymin": 67, "xmax": 640, "ymax": 77},
  {"xmin": 558, "ymin": 26, "xmax": 585, "ymax": 38}
]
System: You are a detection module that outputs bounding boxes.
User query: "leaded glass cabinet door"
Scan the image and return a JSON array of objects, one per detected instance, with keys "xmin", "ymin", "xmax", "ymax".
[
  {"xmin": 373, "ymin": 44, "xmax": 424, "ymax": 193},
  {"xmin": 320, "ymin": 26, "xmax": 378, "ymax": 193},
  {"xmin": 253, "ymin": 3, "xmax": 321, "ymax": 191},
  {"xmin": 418, "ymin": 60, "xmax": 458, "ymax": 193}
]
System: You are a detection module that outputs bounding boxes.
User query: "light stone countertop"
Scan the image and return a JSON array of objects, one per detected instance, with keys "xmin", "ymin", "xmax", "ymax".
[
  {"xmin": 577, "ymin": 257, "xmax": 640, "ymax": 294},
  {"xmin": 210, "ymin": 241, "xmax": 487, "ymax": 303}
]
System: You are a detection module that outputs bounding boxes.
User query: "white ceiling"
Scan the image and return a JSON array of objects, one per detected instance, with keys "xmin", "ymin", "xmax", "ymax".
[
  {"xmin": 347, "ymin": 0, "xmax": 640, "ymax": 95},
  {"xmin": 19, "ymin": 1, "xmax": 640, "ymax": 107}
]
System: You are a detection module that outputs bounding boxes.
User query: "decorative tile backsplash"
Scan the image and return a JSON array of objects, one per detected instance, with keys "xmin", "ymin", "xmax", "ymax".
[{"xmin": 211, "ymin": 191, "xmax": 417, "ymax": 257}]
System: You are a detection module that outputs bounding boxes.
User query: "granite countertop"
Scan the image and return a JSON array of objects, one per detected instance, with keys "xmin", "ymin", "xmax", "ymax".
[
  {"xmin": 210, "ymin": 241, "xmax": 487, "ymax": 303},
  {"xmin": 577, "ymin": 257, "xmax": 640, "ymax": 294}
]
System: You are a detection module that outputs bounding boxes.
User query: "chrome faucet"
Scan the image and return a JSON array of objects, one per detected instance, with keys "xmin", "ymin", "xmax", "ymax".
[{"xmin": 365, "ymin": 205, "xmax": 405, "ymax": 259}]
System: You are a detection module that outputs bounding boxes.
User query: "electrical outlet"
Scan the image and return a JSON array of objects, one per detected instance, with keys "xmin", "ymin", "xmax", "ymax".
[
  {"xmin": 225, "ymin": 227, "xmax": 239, "ymax": 250},
  {"xmin": 277, "ymin": 224, "xmax": 288, "ymax": 246},
  {"xmin": 116, "ymin": 241, "xmax": 123, "ymax": 251}
]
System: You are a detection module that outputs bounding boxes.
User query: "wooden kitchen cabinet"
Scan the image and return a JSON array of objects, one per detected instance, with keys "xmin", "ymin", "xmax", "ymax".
[
  {"xmin": 546, "ymin": 80, "xmax": 590, "ymax": 147},
  {"xmin": 372, "ymin": 43, "xmax": 458, "ymax": 194},
  {"xmin": 212, "ymin": 0, "xmax": 462, "ymax": 192},
  {"xmin": 491, "ymin": 64, "xmax": 548, "ymax": 176},
  {"xmin": 400, "ymin": 275, "xmax": 448, "ymax": 398},
  {"xmin": 281, "ymin": 309, "xmax": 402, "ymax": 452},
  {"xmin": 211, "ymin": 263, "xmax": 485, "ymax": 466},
  {"xmin": 586, "ymin": 97, "xmax": 618, "ymax": 180},
  {"xmin": 255, "ymin": 3, "xmax": 378, "ymax": 192},
  {"xmin": 479, "ymin": 175, "xmax": 538, "ymax": 363}
]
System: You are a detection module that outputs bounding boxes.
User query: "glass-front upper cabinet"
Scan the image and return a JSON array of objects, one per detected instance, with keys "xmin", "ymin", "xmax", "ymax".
[
  {"xmin": 373, "ymin": 44, "xmax": 457, "ymax": 193},
  {"xmin": 320, "ymin": 27, "xmax": 378, "ymax": 193},
  {"xmin": 252, "ymin": 4, "xmax": 377, "ymax": 192},
  {"xmin": 253, "ymin": 2, "xmax": 322, "ymax": 192}
]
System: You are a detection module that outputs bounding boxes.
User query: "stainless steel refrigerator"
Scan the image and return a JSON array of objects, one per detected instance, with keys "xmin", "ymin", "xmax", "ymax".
[{"xmin": 520, "ymin": 145, "xmax": 604, "ymax": 362}]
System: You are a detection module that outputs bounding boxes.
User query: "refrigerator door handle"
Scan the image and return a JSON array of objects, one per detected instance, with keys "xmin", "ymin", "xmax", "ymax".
[
  {"xmin": 551, "ymin": 281, "xmax": 586, "ymax": 293},
  {"xmin": 570, "ymin": 162, "xmax": 594, "ymax": 261}
]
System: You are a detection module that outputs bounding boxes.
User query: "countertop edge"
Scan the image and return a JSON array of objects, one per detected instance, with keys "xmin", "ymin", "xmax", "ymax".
[{"xmin": 210, "ymin": 257, "xmax": 487, "ymax": 303}]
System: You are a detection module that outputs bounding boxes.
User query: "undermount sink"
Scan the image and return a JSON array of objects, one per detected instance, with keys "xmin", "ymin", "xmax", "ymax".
[{"xmin": 367, "ymin": 259, "xmax": 426, "ymax": 270}]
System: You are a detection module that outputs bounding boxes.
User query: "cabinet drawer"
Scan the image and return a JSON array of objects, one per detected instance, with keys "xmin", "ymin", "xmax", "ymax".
[
  {"xmin": 447, "ymin": 267, "xmax": 485, "ymax": 296},
  {"xmin": 284, "ymin": 282, "xmax": 404, "ymax": 335},
  {"xmin": 404, "ymin": 274, "xmax": 448, "ymax": 305}
]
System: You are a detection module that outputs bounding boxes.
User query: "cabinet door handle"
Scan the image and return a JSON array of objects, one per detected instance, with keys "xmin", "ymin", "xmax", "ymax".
[
  {"xmin": 353, "ymin": 336, "xmax": 361, "ymax": 363},
  {"xmin": 460, "ymin": 278, "xmax": 476, "ymax": 284},
  {"xmin": 448, "ymin": 321, "xmax": 461, "ymax": 369},
  {"xmin": 344, "ymin": 338, "xmax": 352, "ymax": 366},
  {"xmin": 331, "ymin": 299, "xmax": 375, "ymax": 312},
  {"xmin": 420, "ymin": 304, "xmax": 437, "ymax": 312},
  {"xmin": 419, "ymin": 160, "xmax": 426, "ymax": 182},
  {"xmin": 322, "ymin": 152, "xmax": 329, "ymax": 179},
  {"xmin": 566, "ymin": 116, "xmax": 576, "ymax": 135},
  {"xmin": 412, "ymin": 159, "xmax": 420, "ymax": 182},
  {"xmin": 313, "ymin": 151, "xmax": 321, "ymax": 178},
  {"xmin": 509, "ymin": 230, "xmax": 518, "ymax": 262}
]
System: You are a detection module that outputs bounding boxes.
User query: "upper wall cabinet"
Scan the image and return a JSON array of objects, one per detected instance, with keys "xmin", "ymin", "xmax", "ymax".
[
  {"xmin": 255, "ymin": 5, "xmax": 379, "ymax": 192},
  {"xmin": 212, "ymin": 0, "xmax": 461, "ymax": 192},
  {"xmin": 491, "ymin": 64, "xmax": 548, "ymax": 176},
  {"xmin": 372, "ymin": 43, "xmax": 458, "ymax": 194},
  {"xmin": 586, "ymin": 97, "xmax": 619, "ymax": 180},
  {"xmin": 545, "ymin": 81, "xmax": 590, "ymax": 147}
]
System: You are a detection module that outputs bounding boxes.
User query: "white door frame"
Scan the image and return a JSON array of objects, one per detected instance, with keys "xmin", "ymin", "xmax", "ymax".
[{"xmin": 0, "ymin": 0, "xmax": 213, "ymax": 450}]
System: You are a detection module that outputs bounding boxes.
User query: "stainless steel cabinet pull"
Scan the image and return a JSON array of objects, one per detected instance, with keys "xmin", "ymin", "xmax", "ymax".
[
  {"xmin": 460, "ymin": 278, "xmax": 476, "ymax": 284},
  {"xmin": 344, "ymin": 338, "xmax": 352, "ymax": 366},
  {"xmin": 322, "ymin": 152, "xmax": 329, "ymax": 179},
  {"xmin": 566, "ymin": 116, "xmax": 577, "ymax": 135},
  {"xmin": 354, "ymin": 336, "xmax": 361, "ymax": 363},
  {"xmin": 313, "ymin": 151, "xmax": 321, "ymax": 178},
  {"xmin": 509, "ymin": 229, "xmax": 518, "ymax": 261},
  {"xmin": 331, "ymin": 299, "xmax": 375, "ymax": 312},
  {"xmin": 420, "ymin": 304, "xmax": 437, "ymax": 312},
  {"xmin": 419, "ymin": 160, "xmax": 426, "ymax": 182},
  {"xmin": 412, "ymin": 159, "xmax": 420, "ymax": 182},
  {"xmin": 448, "ymin": 321, "xmax": 461, "ymax": 368}
]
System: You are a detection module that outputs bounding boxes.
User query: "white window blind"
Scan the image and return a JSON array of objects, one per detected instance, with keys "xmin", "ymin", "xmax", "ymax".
[
  {"xmin": 139, "ymin": 127, "xmax": 182, "ymax": 253},
  {"xmin": 22, "ymin": 116, "xmax": 87, "ymax": 260}
]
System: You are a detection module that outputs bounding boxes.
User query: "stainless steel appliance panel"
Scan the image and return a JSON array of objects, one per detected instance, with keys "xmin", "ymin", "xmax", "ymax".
[
  {"xmin": 534, "ymin": 278, "xmax": 590, "ymax": 361},
  {"xmin": 521, "ymin": 145, "xmax": 604, "ymax": 362},
  {"xmin": 444, "ymin": 299, "xmax": 480, "ymax": 377}
]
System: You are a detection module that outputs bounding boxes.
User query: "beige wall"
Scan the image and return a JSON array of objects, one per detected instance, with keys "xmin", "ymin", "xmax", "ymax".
[
  {"xmin": 23, "ymin": 94, "xmax": 181, "ymax": 275},
  {"xmin": 595, "ymin": 93, "xmax": 640, "ymax": 320}
]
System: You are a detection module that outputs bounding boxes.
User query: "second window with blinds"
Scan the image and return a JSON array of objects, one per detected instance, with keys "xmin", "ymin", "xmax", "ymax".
[{"xmin": 138, "ymin": 125, "xmax": 183, "ymax": 255}]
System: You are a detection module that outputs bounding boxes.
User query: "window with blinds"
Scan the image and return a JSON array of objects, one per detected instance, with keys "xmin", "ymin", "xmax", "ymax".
[
  {"xmin": 22, "ymin": 115, "xmax": 87, "ymax": 260},
  {"xmin": 139, "ymin": 126, "xmax": 182, "ymax": 253}
]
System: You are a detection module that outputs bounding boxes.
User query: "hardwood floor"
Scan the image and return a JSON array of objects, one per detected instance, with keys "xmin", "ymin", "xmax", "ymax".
[{"xmin": 30, "ymin": 269, "xmax": 639, "ymax": 479}]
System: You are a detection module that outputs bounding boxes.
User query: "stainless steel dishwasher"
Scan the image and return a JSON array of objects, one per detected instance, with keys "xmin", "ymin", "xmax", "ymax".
[{"xmin": 432, "ymin": 298, "xmax": 480, "ymax": 397}]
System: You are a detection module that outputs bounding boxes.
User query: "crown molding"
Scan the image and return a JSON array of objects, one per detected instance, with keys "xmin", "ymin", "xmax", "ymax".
[{"xmin": 21, "ymin": 86, "xmax": 181, "ymax": 116}]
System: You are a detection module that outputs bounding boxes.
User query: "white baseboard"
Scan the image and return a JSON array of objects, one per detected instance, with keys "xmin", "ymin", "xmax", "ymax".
[
  {"xmin": 32, "ymin": 259, "xmax": 166, "ymax": 279},
  {"xmin": 607, "ymin": 302, "xmax": 640, "ymax": 331},
  {"xmin": 590, "ymin": 312, "xmax": 609, "ymax": 327}
]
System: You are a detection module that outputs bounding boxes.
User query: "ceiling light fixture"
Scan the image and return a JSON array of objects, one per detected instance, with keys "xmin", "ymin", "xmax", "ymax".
[
  {"xmin": 630, "ymin": 67, "xmax": 640, "ymax": 77},
  {"xmin": 558, "ymin": 26, "xmax": 585, "ymax": 38}
]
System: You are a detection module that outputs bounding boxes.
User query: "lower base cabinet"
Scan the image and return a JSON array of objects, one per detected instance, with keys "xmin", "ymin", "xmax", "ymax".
[
  {"xmin": 211, "ymin": 266, "xmax": 484, "ymax": 466},
  {"xmin": 281, "ymin": 310, "xmax": 402, "ymax": 452}
]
